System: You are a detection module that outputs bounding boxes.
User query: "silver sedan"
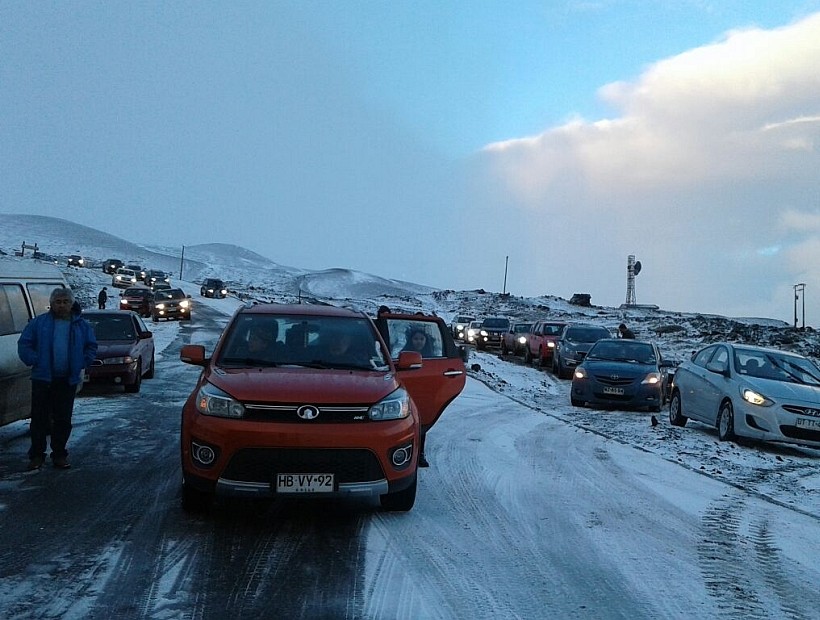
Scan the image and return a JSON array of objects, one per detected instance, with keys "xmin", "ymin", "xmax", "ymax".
[{"xmin": 669, "ymin": 342, "xmax": 820, "ymax": 448}]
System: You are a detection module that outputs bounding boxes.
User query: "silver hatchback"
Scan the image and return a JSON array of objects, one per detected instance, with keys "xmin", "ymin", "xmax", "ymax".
[{"xmin": 669, "ymin": 342, "xmax": 820, "ymax": 448}]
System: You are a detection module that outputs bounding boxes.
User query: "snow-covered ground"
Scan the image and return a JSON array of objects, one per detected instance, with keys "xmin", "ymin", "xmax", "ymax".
[{"xmin": 3, "ymin": 214, "xmax": 820, "ymax": 617}]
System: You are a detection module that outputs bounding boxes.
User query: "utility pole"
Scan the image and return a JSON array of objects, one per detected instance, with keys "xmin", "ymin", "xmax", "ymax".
[
  {"xmin": 794, "ymin": 283, "xmax": 806, "ymax": 329},
  {"xmin": 180, "ymin": 246, "xmax": 185, "ymax": 281},
  {"xmin": 502, "ymin": 256, "xmax": 509, "ymax": 295}
]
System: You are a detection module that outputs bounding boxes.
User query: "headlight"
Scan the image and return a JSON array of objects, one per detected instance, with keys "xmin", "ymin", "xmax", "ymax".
[
  {"xmin": 480, "ymin": 330, "xmax": 488, "ymax": 336},
  {"xmin": 180, "ymin": 300, "xmax": 190, "ymax": 308},
  {"xmin": 369, "ymin": 388, "xmax": 411, "ymax": 420},
  {"xmin": 641, "ymin": 372, "xmax": 662, "ymax": 385},
  {"xmin": 574, "ymin": 367, "xmax": 587, "ymax": 379},
  {"xmin": 155, "ymin": 303, "xmax": 166, "ymax": 310},
  {"xmin": 103, "ymin": 356, "xmax": 134, "ymax": 365},
  {"xmin": 741, "ymin": 387, "xmax": 773, "ymax": 406},
  {"xmin": 196, "ymin": 383, "xmax": 245, "ymax": 418},
  {"xmin": 119, "ymin": 299, "xmax": 127, "ymax": 306},
  {"xmin": 517, "ymin": 336, "xmax": 527, "ymax": 344},
  {"xmin": 220, "ymin": 289, "xmax": 227, "ymax": 295},
  {"xmin": 547, "ymin": 342, "xmax": 555, "ymax": 349}
]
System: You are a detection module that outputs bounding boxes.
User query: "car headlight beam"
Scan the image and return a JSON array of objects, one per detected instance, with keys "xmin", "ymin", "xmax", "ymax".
[{"xmin": 741, "ymin": 387, "xmax": 774, "ymax": 407}]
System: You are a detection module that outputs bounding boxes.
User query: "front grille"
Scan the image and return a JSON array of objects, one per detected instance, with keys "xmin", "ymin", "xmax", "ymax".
[
  {"xmin": 782, "ymin": 405, "xmax": 820, "ymax": 418},
  {"xmin": 780, "ymin": 425, "xmax": 820, "ymax": 442},
  {"xmin": 222, "ymin": 447, "xmax": 384, "ymax": 484},
  {"xmin": 594, "ymin": 375, "xmax": 636, "ymax": 387},
  {"xmin": 244, "ymin": 403, "xmax": 371, "ymax": 423}
]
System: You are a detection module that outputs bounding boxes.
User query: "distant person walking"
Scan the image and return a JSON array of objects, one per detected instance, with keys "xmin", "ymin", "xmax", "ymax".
[
  {"xmin": 618, "ymin": 323, "xmax": 635, "ymax": 339},
  {"xmin": 97, "ymin": 286, "xmax": 108, "ymax": 309},
  {"xmin": 17, "ymin": 287, "xmax": 97, "ymax": 470}
]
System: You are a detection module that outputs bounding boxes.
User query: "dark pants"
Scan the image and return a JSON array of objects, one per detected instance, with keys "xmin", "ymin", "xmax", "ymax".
[
  {"xmin": 28, "ymin": 379, "xmax": 76, "ymax": 461},
  {"xmin": 98, "ymin": 302, "xmax": 106, "ymax": 309}
]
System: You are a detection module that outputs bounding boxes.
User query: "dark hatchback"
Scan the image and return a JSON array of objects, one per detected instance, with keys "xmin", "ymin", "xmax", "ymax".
[
  {"xmin": 84, "ymin": 310, "xmax": 155, "ymax": 393},
  {"xmin": 570, "ymin": 338, "xmax": 674, "ymax": 412},
  {"xmin": 200, "ymin": 278, "xmax": 227, "ymax": 298}
]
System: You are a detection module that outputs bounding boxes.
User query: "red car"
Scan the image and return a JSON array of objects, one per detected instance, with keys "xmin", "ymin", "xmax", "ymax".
[
  {"xmin": 118, "ymin": 286, "xmax": 154, "ymax": 318},
  {"xmin": 84, "ymin": 310, "xmax": 155, "ymax": 393},
  {"xmin": 178, "ymin": 304, "xmax": 467, "ymax": 512}
]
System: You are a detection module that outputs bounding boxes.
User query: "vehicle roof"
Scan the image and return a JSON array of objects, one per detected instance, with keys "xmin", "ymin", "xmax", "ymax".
[
  {"xmin": 237, "ymin": 303, "xmax": 367, "ymax": 319},
  {"xmin": 84, "ymin": 309, "xmax": 139, "ymax": 318},
  {"xmin": 713, "ymin": 342, "xmax": 807, "ymax": 358},
  {"xmin": 0, "ymin": 258, "xmax": 65, "ymax": 280}
]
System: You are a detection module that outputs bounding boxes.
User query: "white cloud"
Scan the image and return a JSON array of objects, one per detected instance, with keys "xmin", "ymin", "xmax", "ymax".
[{"xmin": 467, "ymin": 11, "xmax": 820, "ymax": 324}]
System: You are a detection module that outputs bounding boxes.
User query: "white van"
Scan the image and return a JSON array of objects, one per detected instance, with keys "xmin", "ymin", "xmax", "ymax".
[{"xmin": 0, "ymin": 258, "xmax": 68, "ymax": 426}]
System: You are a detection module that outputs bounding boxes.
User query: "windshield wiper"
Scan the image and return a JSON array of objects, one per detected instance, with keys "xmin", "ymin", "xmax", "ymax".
[{"xmin": 220, "ymin": 357, "xmax": 278, "ymax": 367}]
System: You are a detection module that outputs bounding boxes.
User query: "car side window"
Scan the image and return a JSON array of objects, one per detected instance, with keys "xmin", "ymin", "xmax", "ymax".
[
  {"xmin": 712, "ymin": 346, "xmax": 729, "ymax": 367},
  {"xmin": 0, "ymin": 284, "xmax": 31, "ymax": 335},
  {"xmin": 692, "ymin": 346, "xmax": 717, "ymax": 368},
  {"xmin": 384, "ymin": 319, "xmax": 444, "ymax": 359}
]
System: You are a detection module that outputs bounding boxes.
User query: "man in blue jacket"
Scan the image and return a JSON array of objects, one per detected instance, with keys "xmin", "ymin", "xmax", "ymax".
[{"xmin": 18, "ymin": 287, "xmax": 97, "ymax": 470}]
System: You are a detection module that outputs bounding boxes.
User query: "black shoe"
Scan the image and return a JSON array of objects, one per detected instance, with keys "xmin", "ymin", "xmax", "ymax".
[
  {"xmin": 26, "ymin": 457, "xmax": 44, "ymax": 471},
  {"xmin": 418, "ymin": 454, "xmax": 430, "ymax": 468},
  {"xmin": 52, "ymin": 456, "xmax": 71, "ymax": 469}
]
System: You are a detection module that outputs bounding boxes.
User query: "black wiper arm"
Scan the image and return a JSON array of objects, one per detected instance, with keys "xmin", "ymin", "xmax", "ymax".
[{"xmin": 221, "ymin": 357, "xmax": 278, "ymax": 367}]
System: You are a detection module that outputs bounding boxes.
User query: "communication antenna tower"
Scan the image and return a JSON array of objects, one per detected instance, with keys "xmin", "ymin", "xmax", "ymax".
[{"xmin": 625, "ymin": 255, "xmax": 641, "ymax": 305}]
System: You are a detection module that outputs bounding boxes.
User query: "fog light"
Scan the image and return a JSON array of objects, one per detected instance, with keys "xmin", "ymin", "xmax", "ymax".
[
  {"xmin": 391, "ymin": 443, "xmax": 413, "ymax": 467},
  {"xmin": 192, "ymin": 441, "xmax": 217, "ymax": 466}
]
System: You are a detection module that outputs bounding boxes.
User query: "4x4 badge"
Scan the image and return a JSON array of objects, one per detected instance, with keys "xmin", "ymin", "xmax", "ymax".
[{"xmin": 297, "ymin": 405, "xmax": 320, "ymax": 420}]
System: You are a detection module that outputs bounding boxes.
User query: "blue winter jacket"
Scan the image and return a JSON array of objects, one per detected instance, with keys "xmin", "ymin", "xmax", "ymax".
[{"xmin": 17, "ymin": 303, "xmax": 98, "ymax": 386}]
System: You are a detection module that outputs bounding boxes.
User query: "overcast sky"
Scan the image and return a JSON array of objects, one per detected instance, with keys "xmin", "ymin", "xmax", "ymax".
[{"xmin": 3, "ymin": 2, "xmax": 820, "ymax": 325}]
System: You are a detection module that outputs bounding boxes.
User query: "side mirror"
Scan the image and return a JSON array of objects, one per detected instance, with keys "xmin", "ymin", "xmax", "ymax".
[
  {"xmin": 396, "ymin": 351, "xmax": 423, "ymax": 370},
  {"xmin": 180, "ymin": 344, "xmax": 208, "ymax": 366}
]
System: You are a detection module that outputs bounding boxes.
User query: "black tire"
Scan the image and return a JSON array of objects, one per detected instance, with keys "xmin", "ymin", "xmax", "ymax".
[
  {"xmin": 537, "ymin": 348, "xmax": 549, "ymax": 370},
  {"xmin": 380, "ymin": 475, "xmax": 417, "ymax": 512},
  {"xmin": 501, "ymin": 342, "xmax": 509, "ymax": 355},
  {"xmin": 152, "ymin": 315, "xmax": 158, "ymax": 323},
  {"xmin": 571, "ymin": 396, "xmax": 585, "ymax": 407},
  {"xmin": 182, "ymin": 481, "xmax": 213, "ymax": 513},
  {"xmin": 717, "ymin": 401, "xmax": 735, "ymax": 441},
  {"xmin": 124, "ymin": 361, "xmax": 142, "ymax": 393},
  {"xmin": 668, "ymin": 390, "xmax": 688, "ymax": 427},
  {"xmin": 523, "ymin": 347, "xmax": 532, "ymax": 365},
  {"xmin": 145, "ymin": 354, "xmax": 155, "ymax": 379}
]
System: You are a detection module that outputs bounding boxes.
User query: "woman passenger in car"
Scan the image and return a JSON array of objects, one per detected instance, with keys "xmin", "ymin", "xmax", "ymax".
[{"xmin": 401, "ymin": 328, "xmax": 435, "ymax": 357}]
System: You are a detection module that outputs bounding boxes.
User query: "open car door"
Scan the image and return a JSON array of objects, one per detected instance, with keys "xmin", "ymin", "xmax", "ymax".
[{"xmin": 375, "ymin": 312, "xmax": 467, "ymax": 433}]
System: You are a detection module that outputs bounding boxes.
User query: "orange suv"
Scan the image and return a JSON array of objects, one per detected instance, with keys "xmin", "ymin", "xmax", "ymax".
[{"xmin": 178, "ymin": 304, "xmax": 467, "ymax": 512}]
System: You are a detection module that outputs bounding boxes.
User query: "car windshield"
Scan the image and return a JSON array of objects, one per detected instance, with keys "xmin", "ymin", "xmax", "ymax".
[
  {"xmin": 543, "ymin": 324, "xmax": 564, "ymax": 335},
  {"xmin": 735, "ymin": 349, "xmax": 820, "ymax": 385},
  {"xmin": 126, "ymin": 289, "xmax": 150, "ymax": 297},
  {"xmin": 217, "ymin": 315, "xmax": 390, "ymax": 370},
  {"xmin": 483, "ymin": 318, "xmax": 510, "ymax": 329},
  {"xmin": 514, "ymin": 324, "xmax": 532, "ymax": 333},
  {"xmin": 87, "ymin": 315, "xmax": 136, "ymax": 341},
  {"xmin": 566, "ymin": 327, "xmax": 610, "ymax": 343},
  {"xmin": 156, "ymin": 289, "xmax": 185, "ymax": 300},
  {"xmin": 588, "ymin": 341, "xmax": 656, "ymax": 363}
]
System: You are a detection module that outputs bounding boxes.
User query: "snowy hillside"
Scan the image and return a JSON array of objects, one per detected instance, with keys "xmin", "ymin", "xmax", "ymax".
[{"xmin": 1, "ymin": 212, "xmax": 815, "ymax": 366}]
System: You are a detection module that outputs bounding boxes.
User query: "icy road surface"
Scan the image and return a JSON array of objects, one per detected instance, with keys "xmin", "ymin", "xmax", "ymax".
[{"xmin": 1, "ymin": 296, "xmax": 819, "ymax": 619}]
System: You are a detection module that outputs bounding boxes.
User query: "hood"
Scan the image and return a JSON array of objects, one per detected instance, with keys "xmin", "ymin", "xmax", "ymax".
[
  {"xmin": 207, "ymin": 367, "xmax": 401, "ymax": 404},
  {"xmin": 745, "ymin": 376, "xmax": 820, "ymax": 404},
  {"xmin": 583, "ymin": 359, "xmax": 656, "ymax": 376},
  {"xmin": 95, "ymin": 341, "xmax": 137, "ymax": 356}
]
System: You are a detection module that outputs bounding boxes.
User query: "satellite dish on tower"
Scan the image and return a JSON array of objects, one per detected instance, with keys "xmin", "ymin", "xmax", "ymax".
[{"xmin": 633, "ymin": 261, "xmax": 642, "ymax": 276}]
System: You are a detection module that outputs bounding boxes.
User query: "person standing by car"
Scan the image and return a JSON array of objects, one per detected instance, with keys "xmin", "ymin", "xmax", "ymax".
[
  {"xmin": 618, "ymin": 323, "xmax": 635, "ymax": 339},
  {"xmin": 97, "ymin": 286, "xmax": 108, "ymax": 309},
  {"xmin": 17, "ymin": 287, "xmax": 97, "ymax": 470}
]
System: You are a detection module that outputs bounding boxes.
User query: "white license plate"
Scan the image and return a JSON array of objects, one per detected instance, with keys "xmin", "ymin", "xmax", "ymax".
[
  {"xmin": 795, "ymin": 417, "xmax": 820, "ymax": 429},
  {"xmin": 276, "ymin": 473, "xmax": 334, "ymax": 494},
  {"xmin": 603, "ymin": 386, "xmax": 624, "ymax": 395}
]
